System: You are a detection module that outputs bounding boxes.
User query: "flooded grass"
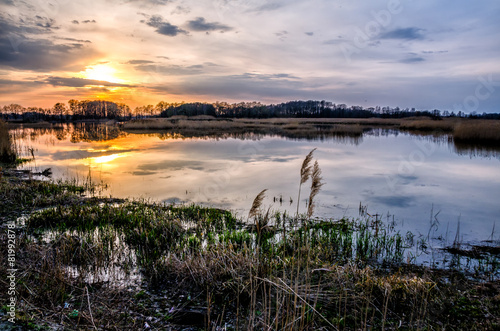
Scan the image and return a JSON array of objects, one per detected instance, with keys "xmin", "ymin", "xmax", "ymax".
[{"xmin": 1, "ymin": 150, "xmax": 499, "ymax": 329}]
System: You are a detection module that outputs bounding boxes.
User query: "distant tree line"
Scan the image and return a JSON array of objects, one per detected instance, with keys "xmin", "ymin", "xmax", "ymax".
[{"xmin": 1, "ymin": 99, "xmax": 499, "ymax": 122}]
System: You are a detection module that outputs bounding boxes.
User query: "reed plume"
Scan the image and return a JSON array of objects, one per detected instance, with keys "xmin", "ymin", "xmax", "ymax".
[
  {"xmin": 307, "ymin": 160, "xmax": 324, "ymax": 218},
  {"xmin": 296, "ymin": 148, "xmax": 316, "ymax": 216},
  {"xmin": 249, "ymin": 189, "xmax": 267, "ymax": 220}
]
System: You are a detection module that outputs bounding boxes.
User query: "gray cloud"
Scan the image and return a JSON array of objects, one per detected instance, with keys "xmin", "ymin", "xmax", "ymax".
[
  {"xmin": 380, "ymin": 27, "xmax": 425, "ymax": 40},
  {"xmin": 305, "ymin": 32, "xmax": 314, "ymax": 36},
  {"xmin": 131, "ymin": 170, "xmax": 157, "ymax": 176},
  {"xmin": 275, "ymin": 30, "xmax": 287, "ymax": 40},
  {"xmin": 82, "ymin": 19, "xmax": 96, "ymax": 24},
  {"xmin": 0, "ymin": 36, "xmax": 94, "ymax": 71},
  {"xmin": 144, "ymin": 15, "xmax": 187, "ymax": 36},
  {"xmin": 231, "ymin": 72, "xmax": 299, "ymax": 80},
  {"xmin": 0, "ymin": 14, "xmax": 98, "ymax": 71},
  {"xmin": 399, "ymin": 57, "xmax": 425, "ymax": 64},
  {"xmin": 126, "ymin": 59, "xmax": 156, "ymax": 65},
  {"xmin": 40, "ymin": 76, "xmax": 135, "ymax": 87},
  {"xmin": 186, "ymin": 17, "xmax": 233, "ymax": 32},
  {"xmin": 58, "ymin": 37, "xmax": 91, "ymax": 43},
  {"xmin": 1, "ymin": 14, "xmax": 57, "ymax": 35},
  {"xmin": 71, "ymin": 20, "xmax": 79, "ymax": 24},
  {"xmin": 135, "ymin": 64, "xmax": 204, "ymax": 75}
]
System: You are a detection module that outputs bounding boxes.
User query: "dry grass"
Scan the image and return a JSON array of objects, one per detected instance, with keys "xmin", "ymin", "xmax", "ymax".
[
  {"xmin": 399, "ymin": 118, "xmax": 459, "ymax": 132},
  {"xmin": 454, "ymin": 120, "xmax": 500, "ymax": 142}
]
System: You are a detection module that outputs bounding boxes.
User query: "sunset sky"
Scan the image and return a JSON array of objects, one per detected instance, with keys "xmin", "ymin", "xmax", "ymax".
[{"xmin": 1, "ymin": 0, "xmax": 499, "ymax": 112}]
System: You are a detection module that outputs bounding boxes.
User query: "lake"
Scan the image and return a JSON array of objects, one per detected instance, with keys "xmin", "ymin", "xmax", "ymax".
[{"xmin": 12, "ymin": 124, "xmax": 500, "ymax": 250}]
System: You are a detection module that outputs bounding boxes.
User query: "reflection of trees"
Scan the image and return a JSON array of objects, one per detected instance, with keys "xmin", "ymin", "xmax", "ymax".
[
  {"xmin": 55, "ymin": 129, "xmax": 68, "ymax": 141},
  {"xmin": 453, "ymin": 141, "xmax": 500, "ymax": 159},
  {"xmin": 70, "ymin": 124, "xmax": 126, "ymax": 143},
  {"xmin": 156, "ymin": 129, "xmax": 363, "ymax": 145},
  {"xmin": 10, "ymin": 124, "xmax": 126, "ymax": 144}
]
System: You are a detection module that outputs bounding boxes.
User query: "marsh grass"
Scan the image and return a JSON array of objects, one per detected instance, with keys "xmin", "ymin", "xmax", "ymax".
[
  {"xmin": 399, "ymin": 118, "xmax": 459, "ymax": 132},
  {"xmin": 453, "ymin": 120, "xmax": 500, "ymax": 142}
]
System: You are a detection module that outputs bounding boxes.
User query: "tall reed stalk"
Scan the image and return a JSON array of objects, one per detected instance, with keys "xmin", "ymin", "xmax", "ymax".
[{"xmin": 296, "ymin": 148, "xmax": 315, "ymax": 216}]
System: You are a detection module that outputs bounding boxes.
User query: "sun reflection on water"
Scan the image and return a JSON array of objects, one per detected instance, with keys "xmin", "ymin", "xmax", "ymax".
[{"xmin": 90, "ymin": 153, "xmax": 127, "ymax": 164}]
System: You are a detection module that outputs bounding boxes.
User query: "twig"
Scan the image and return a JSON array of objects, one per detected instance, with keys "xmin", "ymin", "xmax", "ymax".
[{"xmin": 85, "ymin": 286, "xmax": 97, "ymax": 330}]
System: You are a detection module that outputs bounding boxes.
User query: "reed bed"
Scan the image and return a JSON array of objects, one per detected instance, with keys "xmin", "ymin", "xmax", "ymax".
[
  {"xmin": 453, "ymin": 120, "xmax": 500, "ymax": 142},
  {"xmin": 399, "ymin": 118, "xmax": 459, "ymax": 132}
]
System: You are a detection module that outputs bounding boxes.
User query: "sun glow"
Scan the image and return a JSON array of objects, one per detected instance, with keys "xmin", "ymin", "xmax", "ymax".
[{"xmin": 80, "ymin": 63, "xmax": 124, "ymax": 84}]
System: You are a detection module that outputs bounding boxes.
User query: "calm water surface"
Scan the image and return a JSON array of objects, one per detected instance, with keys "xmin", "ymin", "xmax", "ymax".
[{"xmin": 13, "ymin": 125, "xmax": 500, "ymax": 246}]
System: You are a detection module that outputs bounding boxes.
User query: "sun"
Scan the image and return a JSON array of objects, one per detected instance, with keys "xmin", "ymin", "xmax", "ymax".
[{"xmin": 79, "ymin": 63, "xmax": 124, "ymax": 84}]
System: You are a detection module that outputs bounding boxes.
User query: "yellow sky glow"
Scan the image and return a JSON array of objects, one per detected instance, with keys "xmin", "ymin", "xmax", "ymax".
[{"xmin": 79, "ymin": 63, "xmax": 125, "ymax": 84}]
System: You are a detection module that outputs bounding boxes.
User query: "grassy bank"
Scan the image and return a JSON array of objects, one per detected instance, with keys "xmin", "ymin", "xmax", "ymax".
[{"xmin": 1, "ymin": 152, "xmax": 499, "ymax": 330}]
